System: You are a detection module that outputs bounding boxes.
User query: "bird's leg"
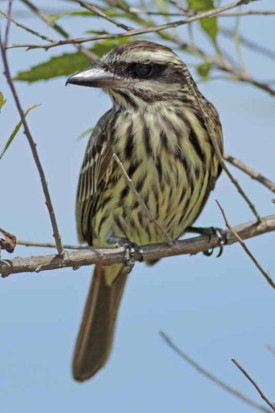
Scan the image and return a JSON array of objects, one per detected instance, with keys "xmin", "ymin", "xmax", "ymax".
[
  {"xmin": 108, "ymin": 236, "xmax": 144, "ymax": 271},
  {"xmin": 186, "ymin": 226, "xmax": 228, "ymax": 257}
]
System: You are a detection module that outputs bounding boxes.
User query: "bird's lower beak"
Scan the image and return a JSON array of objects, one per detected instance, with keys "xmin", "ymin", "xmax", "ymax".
[{"xmin": 66, "ymin": 65, "xmax": 121, "ymax": 88}]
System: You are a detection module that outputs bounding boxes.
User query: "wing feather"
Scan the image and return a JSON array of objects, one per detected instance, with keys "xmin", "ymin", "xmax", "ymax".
[{"xmin": 76, "ymin": 109, "xmax": 115, "ymax": 244}]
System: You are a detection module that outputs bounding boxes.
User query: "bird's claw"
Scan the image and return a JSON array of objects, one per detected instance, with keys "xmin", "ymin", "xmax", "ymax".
[
  {"xmin": 108, "ymin": 236, "xmax": 144, "ymax": 271},
  {"xmin": 200, "ymin": 227, "xmax": 228, "ymax": 258}
]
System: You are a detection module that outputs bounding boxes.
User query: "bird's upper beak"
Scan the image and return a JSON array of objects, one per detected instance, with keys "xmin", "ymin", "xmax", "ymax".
[{"xmin": 66, "ymin": 64, "xmax": 121, "ymax": 88}]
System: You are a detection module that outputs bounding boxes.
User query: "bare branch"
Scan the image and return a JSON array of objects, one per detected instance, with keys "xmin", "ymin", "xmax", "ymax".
[
  {"xmin": 75, "ymin": 0, "xmax": 133, "ymax": 31},
  {"xmin": 232, "ymin": 358, "xmax": 275, "ymax": 412},
  {"xmin": 170, "ymin": 1, "xmax": 275, "ymax": 18},
  {"xmin": 224, "ymin": 154, "xmax": 275, "ymax": 193},
  {"xmin": 0, "ymin": 10, "xmax": 55, "ymax": 43},
  {"xmin": 219, "ymin": 10, "xmax": 275, "ymax": 17},
  {"xmin": 160, "ymin": 331, "xmax": 272, "ymax": 413},
  {"xmin": 0, "ymin": 17, "xmax": 64, "ymax": 256},
  {"xmin": 113, "ymin": 153, "xmax": 173, "ymax": 244},
  {"xmin": 20, "ymin": 0, "xmax": 97, "ymax": 61},
  {"xmin": 132, "ymin": 7, "xmax": 275, "ymax": 18},
  {"xmin": 17, "ymin": 240, "xmax": 84, "ymax": 250},
  {"xmin": 220, "ymin": 28, "xmax": 275, "ymax": 62},
  {"xmin": 10, "ymin": 0, "xmax": 258, "ymax": 48},
  {"xmin": 0, "ymin": 214, "xmax": 274, "ymax": 277},
  {"xmin": 11, "ymin": 2, "xmax": 275, "ymax": 99},
  {"xmin": 216, "ymin": 201, "xmax": 274, "ymax": 288}
]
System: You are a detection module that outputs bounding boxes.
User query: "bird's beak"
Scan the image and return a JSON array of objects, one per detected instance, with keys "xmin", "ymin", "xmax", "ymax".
[{"xmin": 66, "ymin": 65, "xmax": 121, "ymax": 88}]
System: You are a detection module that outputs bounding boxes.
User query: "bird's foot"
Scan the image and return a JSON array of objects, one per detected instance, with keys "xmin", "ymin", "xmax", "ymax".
[
  {"xmin": 108, "ymin": 236, "xmax": 144, "ymax": 272},
  {"xmin": 186, "ymin": 226, "xmax": 228, "ymax": 257}
]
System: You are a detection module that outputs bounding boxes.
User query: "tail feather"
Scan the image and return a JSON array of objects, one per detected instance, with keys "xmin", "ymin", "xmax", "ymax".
[{"xmin": 72, "ymin": 264, "xmax": 128, "ymax": 382}]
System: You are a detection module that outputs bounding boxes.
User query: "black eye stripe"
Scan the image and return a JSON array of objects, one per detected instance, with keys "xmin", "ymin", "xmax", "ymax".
[{"xmin": 130, "ymin": 63, "xmax": 166, "ymax": 79}]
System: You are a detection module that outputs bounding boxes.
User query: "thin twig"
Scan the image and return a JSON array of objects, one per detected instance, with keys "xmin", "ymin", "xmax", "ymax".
[
  {"xmin": 218, "ymin": 10, "xmax": 275, "ymax": 17},
  {"xmin": 75, "ymin": 0, "xmax": 133, "ymax": 31},
  {"xmin": 12, "ymin": 2, "xmax": 275, "ymax": 98},
  {"xmin": 0, "ymin": 11, "xmax": 64, "ymax": 256},
  {"xmin": 17, "ymin": 240, "xmax": 85, "ymax": 250},
  {"xmin": 20, "ymin": 0, "xmax": 97, "ymax": 61},
  {"xmin": 0, "ymin": 10, "xmax": 55, "ymax": 43},
  {"xmin": 220, "ymin": 27, "xmax": 275, "ymax": 61},
  {"xmin": 11, "ymin": 0, "xmax": 259, "ymax": 49},
  {"xmin": 184, "ymin": 70, "xmax": 261, "ymax": 221},
  {"xmin": 216, "ymin": 201, "xmax": 274, "ymax": 288},
  {"xmin": 224, "ymin": 154, "xmax": 275, "ymax": 193},
  {"xmin": 113, "ymin": 153, "xmax": 173, "ymax": 244},
  {"xmin": 130, "ymin": 8, "xmax": 275, "ymax": 18},
  {"xmin": 1, "ymin": 214, "xmax": 274, "ymax": 276},
  {"xmin": 170, "ymin": 1, "xmax": 274, "ymax": 17},
  {"xmin": 232, "ymin": 358, "xmax": 275, "ymax": 412},
  {"xmin": 160, "ymin": 331, "xmax": 272, "ymax": 413}
]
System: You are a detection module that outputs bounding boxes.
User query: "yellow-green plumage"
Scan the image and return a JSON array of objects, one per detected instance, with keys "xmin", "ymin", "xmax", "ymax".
[{"xmin": 68, "ymin": 40, "xmax": 223, "ymax": 381}]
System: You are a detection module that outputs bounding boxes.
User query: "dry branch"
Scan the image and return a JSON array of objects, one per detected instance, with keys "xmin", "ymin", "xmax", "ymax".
[
  {"xmin": 1, "ymin": 214, "xmax": 274, "ymax": 277},
  {"xmin": 224, "ymin": 154, "xmax": 275, "ymax": 193},
  {"xmin": 160, "ymin": 332, "xmax": 272, "ymax": 413},
  {"xmin": 20, "ymin": 0, "xmax": 96, "ymax": 60},
  {"xmin": 0, "ymin": 5, "xmax": 64, "ymax": 256},
  {"xmin": 216, "ymin": 201, "xmax": 274, "ymax": 288},
  {"xmin": 232, "ymin": 358, "xmax": 275, "ymax": 412}
]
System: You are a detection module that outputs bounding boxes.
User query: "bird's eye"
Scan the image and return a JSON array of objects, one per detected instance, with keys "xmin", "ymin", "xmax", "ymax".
[{"xmin": 135, "ymin": 64, "xmax": 153, "ymax": 78}]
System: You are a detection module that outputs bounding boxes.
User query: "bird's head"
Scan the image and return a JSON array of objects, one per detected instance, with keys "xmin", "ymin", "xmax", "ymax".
[{"xmin": 66, "ymin": 41, "xmax": 193, "ymax": 108}]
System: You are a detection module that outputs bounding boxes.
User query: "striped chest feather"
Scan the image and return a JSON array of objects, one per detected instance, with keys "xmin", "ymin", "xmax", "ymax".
[{"xmin": 92, "ymin": 104, "xmax": 220, "ymax": 246}]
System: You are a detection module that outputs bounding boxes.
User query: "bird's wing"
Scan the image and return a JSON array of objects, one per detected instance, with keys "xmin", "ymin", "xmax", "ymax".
[{"xmin": 76, "ymin": 109, "xmax": 115, "ymax": 244}]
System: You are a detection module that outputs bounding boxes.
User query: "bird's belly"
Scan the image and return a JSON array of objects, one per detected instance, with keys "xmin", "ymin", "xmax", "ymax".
[{"xmin": 92, "ymin": 152, "xmax": 210, "ymax": 246}]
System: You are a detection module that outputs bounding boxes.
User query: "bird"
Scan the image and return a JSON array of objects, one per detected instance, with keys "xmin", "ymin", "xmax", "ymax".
[{"xmin": 67, "ymin": 40, "xmax": 223, "ymax": 382}]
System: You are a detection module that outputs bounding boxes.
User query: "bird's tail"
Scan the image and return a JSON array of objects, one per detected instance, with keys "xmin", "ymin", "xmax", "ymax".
[{"xmin": 72, "ymin": 264, "xmax": 128, "ymax": 382}]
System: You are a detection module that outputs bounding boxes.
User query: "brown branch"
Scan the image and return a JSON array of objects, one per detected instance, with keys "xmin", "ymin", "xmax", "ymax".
[
  {"xmin": 160, "ymin": 331, "xmax": 272, "ymax": 413},
  {"xmin": 130, "ymin": 7, "xmax": 275, "ymax": 18},
  {"xmin": 10, "ymin": 0, "xmax": 259, "ymax": 49},
  {"xmin": 216, "ymin": 201, "xmax": 274, "ymax": 288},
  {"xmin": 0, "ymin": 11, "xmax": 64, "ymax": 256},
  {"xmin": 75, "ymin": 0, "xmax": 133, "ymax": 31},
  {"xmin": 219, "ymin": 10, "xmax": 275, "ymax": 17},
  {"xmin": 17, "ymin": 240, "xmax": 84, "ymax": 250},
  {"xmin": 184, "ymin": 70, "xmax": 261, "ymax": 221},
  {"xmin": 220, "ymin": 28, "xmax": 275, "ymax": 61},
  {"xmin": 0, "ymin": 10, "xmax": 55, "ymax": 43},
  {"xmin": 113, "ymin": 153, "xmax": 173, "ymax": 244},
  {"xmin": 170, "ymin": 2, "xmax": 274, "ymax": 18},
  {"xmin": 20, "ymin": 0, "xmax": 97, "ymax": 61},
  {"xmin": 224, "ymin": 154, "xmax": 275, "ymax": 193},
  {"xmin": 232, "ymin": 358, "xmax": 275, "ymax": 412},
  {"xmin": 0, "ymin": 214, "xmax": 274, "ymax": 277},
  {"xmin": 11, "ymin": 3, "xmax": 275, "ymax": 98}
]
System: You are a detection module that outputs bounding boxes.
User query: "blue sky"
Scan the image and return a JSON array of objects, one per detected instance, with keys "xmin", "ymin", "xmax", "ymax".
[{"xmin": 1, "ymin": 1, "xmax": 274, "ymax": 412}]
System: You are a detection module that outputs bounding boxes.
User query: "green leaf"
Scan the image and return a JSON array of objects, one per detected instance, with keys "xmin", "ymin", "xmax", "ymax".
[
  {"xmin": 14, "ymin": 39, "xmax": 130, "ymax": 83},
  {"xmin": 196, "ymin": 62, "xmax": 212, "ymax": 78},
  {"xmin": 77, "ymin": 127, "xmax": 94, "ymax": 140},
  {"xmin": 84, "ymin": 30, "xmax": 109, "ymax": 35},
  {"xmin": 48, "ymin": 9, "xmax": 125, "ymax": 24},
  {"xmin": 187, "ymin": 0, "xmax": 218, "ymax": 46},
  {"xmin": 0, "ymin": 105, "xmax": 39, "ymax": 160},
  {"xmin": 153, "ymin": 0, "xmax": 168, "ymax": 13},
  {"xmin": 0, "ymin": 92, "xmax": 6, "ymax": 111}
]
